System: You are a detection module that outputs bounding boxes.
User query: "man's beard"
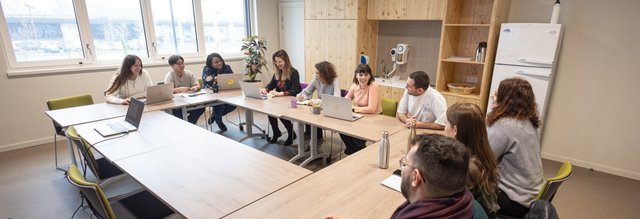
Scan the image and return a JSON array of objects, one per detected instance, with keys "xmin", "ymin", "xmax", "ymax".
[{"xmin": 400, "ymin": 173, "xmax": 410, "ymax": 200}]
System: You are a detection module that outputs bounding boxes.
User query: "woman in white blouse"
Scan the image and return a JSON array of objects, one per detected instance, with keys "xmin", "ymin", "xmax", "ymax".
[{"xmin": 105, "ymin": 54, "xmax": 153, "ymax": 104}]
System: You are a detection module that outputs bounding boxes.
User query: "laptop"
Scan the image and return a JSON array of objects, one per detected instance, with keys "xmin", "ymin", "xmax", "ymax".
[
  {"xmin": 216, "ymin": 73, "xmax": 243, "ymax": 90},
  {"xmin": 144, "ymin": 83, "xmax": 173, "ymax": 104},
  {"xmin": 320, "ymin": 94, "xmax": 364, "ymax": 121},
  {"xmin": 94, "ymin": 97, "xmax": 145, "ymax": 137},
  {"xmin": 239, "ymin": 81, "xmax": 268, "ymax": 100}
]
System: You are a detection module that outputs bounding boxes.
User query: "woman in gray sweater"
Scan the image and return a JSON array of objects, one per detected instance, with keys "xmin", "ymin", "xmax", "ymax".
[{"xmin": 486, "ymin": 78, "xmax": 543, "ymax": 217}]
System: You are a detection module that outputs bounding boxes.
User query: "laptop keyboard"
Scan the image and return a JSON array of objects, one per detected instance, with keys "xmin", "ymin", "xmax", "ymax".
[{"xmin": 107, "ymin": 123, "xmax": 127, "ymax": 132}]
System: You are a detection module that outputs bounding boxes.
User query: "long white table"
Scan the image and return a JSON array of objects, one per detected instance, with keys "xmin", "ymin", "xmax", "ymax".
[{"xmin": 75, "ymin": 111, "xmax": 312, "ymax": 218}]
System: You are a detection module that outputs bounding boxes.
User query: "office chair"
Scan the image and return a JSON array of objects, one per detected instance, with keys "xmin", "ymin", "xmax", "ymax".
[
  {"xmin": 536, "ymin": 160, "xmax": 573, "ymax": 202},
  {"xmin": 65, "ymin": 126, "xmax": 143, "ymax": 199},
  {"xmin": 381, "ymin": 97, "xmax": 398, "ymax": 117},
  {"xmin": 66, "ymin": 165, "xmax": 175, "ymax": 219},
  {"xmin": 46, "ymin": 94, "xmax": 94, "ymax": 171}
]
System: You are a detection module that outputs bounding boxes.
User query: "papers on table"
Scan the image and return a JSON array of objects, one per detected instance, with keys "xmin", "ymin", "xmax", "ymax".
[{"xmin": 380, "ymin": 170, "xmax": 401, "ymax": 192}]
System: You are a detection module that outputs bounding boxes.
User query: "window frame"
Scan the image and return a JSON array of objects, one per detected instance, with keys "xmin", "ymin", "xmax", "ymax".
[{"xmin": 0, "ymin": 0, "xmax": 252, "ymax": 77}]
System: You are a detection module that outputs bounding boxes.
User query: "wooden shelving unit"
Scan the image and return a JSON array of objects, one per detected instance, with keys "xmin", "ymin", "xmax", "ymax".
[{"xmin": 435, "ymin": 0, "xmax": 511, "ymax": 111}]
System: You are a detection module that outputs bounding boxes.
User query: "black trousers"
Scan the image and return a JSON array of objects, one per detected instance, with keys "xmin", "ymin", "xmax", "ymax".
[
  {"xmin": 268, "ymin": 116, "xmax": 293, "ymax": 137},
  {"xmin": 304, "ymin": 124, "xmax": 323, "ymax": 139},
  {"xmin": 497, "ymin": 190, "xmax": 530, "ymax": 217},
  {"xmin": 339, "ymin": 134, "xmax": 366, "ymax": 155},
  {"xmin": 172, "ymin": 108, "xmax": 205, "ymax": 125}
]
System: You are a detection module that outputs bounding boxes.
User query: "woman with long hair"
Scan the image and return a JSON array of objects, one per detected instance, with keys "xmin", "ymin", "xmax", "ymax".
[
  {"xmin": 296, "ymin": 61, "xmax": 340, "ymax": 143},
  {"xmin": 444, "ymin": 103, "xmax": 499, "ymax": 218},
  {"xmin": 105, "ymin": 54, "xmax": 153, "ymax": 104},
  {"xmin": 260, "ymin": 49, "xmax": 302, "ymax": 145},
  {"xmin": 486, "ymin": 78, "xmax": 543, "ymax": 217},
  {"xmin": 202, "ymin": 53, "xmax": 237, "ymax": 131},
  {"xmin": 339, "ymin": 64, "xmax": 381, "ymax": 155}
]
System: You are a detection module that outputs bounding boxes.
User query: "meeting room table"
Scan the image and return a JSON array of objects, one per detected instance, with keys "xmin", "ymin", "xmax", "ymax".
[{"xmin": 74, "ymin": 110, "xmax": 313, "ymax": 218}]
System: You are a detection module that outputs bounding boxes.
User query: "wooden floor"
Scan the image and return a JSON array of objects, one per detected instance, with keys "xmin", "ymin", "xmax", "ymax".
[{"xmin": 1, "ymin": 108, "xmax": 639, "ymax": 218}]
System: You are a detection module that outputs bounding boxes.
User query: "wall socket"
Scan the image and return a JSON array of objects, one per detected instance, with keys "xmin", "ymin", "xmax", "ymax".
[{"xmin": 465, "ymin": 76, "xmax": 479, "ymax": 84}]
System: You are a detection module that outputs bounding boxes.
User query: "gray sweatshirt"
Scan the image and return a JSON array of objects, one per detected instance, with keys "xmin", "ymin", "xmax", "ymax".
[{"xmin": 488, "ymin": 118, "xmax": 544, "ymax": 207}]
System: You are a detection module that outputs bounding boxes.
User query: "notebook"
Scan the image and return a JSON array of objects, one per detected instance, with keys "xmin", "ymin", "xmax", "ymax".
[
  {"xmin": 239, "ymin": 81, "xmax": 267, "ymax": 100},
  {"xmin": 94, "ymin": 97, "xmax": 145, "ymax": 137},
  {"xmin": 216, "ymin": 73, "xmax": 243, "ymax": 90},
  {"xmin": 144, "ymin": 83, "xmax": 173, "ymax": 104},
  {"xmin": 320, "ymin": 94, "xmax": 364, "ymax": 121}
]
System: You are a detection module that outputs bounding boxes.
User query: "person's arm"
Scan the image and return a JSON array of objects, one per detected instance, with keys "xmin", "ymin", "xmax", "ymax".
[
  {"xmin": 345, "ymin": 84, "xmax": 355, "ymax": 99},
  {"xmin": 285, "ymin": 69, "xmax": 301, "ymax": 96},
  {"xmin": 165, "ymin": 72, "xmax": 185, "ymax": 93},
  {"xmin": 105, "ymin": 73, "xmax": 127, "ymax": 104},
  {"xmin": 354, "ymin": 84, "xmax": 380, "ymax": 114},
  {"xmin": 298, "ymin": 78, "xmax": 317, "ymax": 100},
  {"xmin": 414, "ymin": 120, "xmax": 445, "ymax": 130},
  {"xmin": 396, "ymin": 89, "xmax": 409, "ymax": 123},
  {"xmin": 418, "ymin": 91, "xmax": 447, "ymax": 130},
  {"xmin": 487, "ymin": 120, "xmax": 509, "ymax": 160}
]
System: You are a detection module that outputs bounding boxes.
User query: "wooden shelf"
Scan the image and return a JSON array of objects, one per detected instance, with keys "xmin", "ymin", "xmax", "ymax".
[
  {"xmin": 441, "ymin": 59, "xmax": 485, "ymax": 65},
  {"xmin": 444, "ymin": 24, "xmax": 491, "ymax": 27},
  {"xmin": 441, "ymin": 91, "xmax": 481, "ymax": 100}
]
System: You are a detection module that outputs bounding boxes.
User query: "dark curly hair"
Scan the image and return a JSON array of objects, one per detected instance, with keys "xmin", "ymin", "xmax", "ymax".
[
  {"xmin": 486, "ymin": 78, "xmax": 541, "ymax": 129},
  {"xmin": 314, "ymin": 61, "xmax": 337, "ymax": 85}
]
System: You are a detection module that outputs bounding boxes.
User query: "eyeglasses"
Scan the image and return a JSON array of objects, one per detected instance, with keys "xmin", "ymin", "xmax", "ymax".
[{"xmin": 399, "ymin": 155, "xmax": 416, "ymax": 170}]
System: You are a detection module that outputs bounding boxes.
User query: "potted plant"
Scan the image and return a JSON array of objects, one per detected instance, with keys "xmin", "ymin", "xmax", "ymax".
[{"xmin": 241, "ymin": 36, "xmax": 268, "ymax": 82}]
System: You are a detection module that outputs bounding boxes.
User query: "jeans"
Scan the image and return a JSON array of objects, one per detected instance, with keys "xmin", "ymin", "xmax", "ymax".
[
  {"xmin": 339, "ymin": 134, "xmax": 366, "ymax": 155},
  {"xmin": 212, "ymin": 104, "xmax": 237, "ymax": 121},
  {"xmin": 171, "ymin": 108, "xmax": 205, "ymax": 125}
]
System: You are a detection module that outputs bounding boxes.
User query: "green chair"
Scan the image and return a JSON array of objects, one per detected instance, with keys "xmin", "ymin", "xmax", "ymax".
[
  {"xmin": 66, "ymin": 165, "xmax": 175, "ymax": 219},
  {"xmin": 536, "ymin": 160, "xmax": 573, "ymax": 202},
  {"xmin": 66, "ymin": 126, "xmax": 123, "ymax": 184},
  {"xmin": 381, "ymin": 97, "xmax": 398, "ymax": 117},
  {"xmin": 46, "ymin": 94, "xmax": 94, "ymax": 171}
]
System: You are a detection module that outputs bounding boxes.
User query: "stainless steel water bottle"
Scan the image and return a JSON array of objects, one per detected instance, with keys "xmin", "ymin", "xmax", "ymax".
[{"xmin": 378, "ymin": 131, "xmax": 390, "ymax": 169}]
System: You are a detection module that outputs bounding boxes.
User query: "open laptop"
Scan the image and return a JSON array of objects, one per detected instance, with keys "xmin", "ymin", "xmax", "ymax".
[
  {"xmin": 144, "ymin": 83, "xmax": 173, "ymax": 104},
  {"xmin": 239, "ymin": 81, "xmax": 268, "ymax": 100},
  {"xmin": 320, "ymin": 94, "xmax": 364, "ymax": 121},
  {"xmin": 94, "ymin": 97, "xmax": 145, "ymax": 137},
  {"xmin": 216, "ymin": 73, "xmax": 243, "ymax": 90}
]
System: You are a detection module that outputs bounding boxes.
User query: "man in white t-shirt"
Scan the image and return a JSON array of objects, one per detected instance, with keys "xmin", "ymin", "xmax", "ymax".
[
  {"xmin": 397, "ymin": 71, "xmax": 447, "ymax": 130},
  {"xmin": 164, "ymin": 55, "xmax": 204, "ymax": 124}
]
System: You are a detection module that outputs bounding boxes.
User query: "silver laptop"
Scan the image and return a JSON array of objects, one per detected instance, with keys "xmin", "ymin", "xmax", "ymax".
[
  {"xmin": 239, "ymin": 81, "xmax": 268, "ymax": 100},
  {"xmin": 216, "ymin": 73, "xmax": 243, "ymax": 90},
  {"xmin": 144, "ymin": 83, "xmax": 173, "ymax": 104},
  {"xmin": 320, "ymin": 94, "xmax": 364, "ymax": 121},
  {"xmin": 94, "ymin": 97, "xmax": 145, "ymax": 137}
]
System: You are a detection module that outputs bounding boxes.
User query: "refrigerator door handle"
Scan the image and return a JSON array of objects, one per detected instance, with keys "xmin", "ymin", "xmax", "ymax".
[
  {"xmin": 517, "ymin": 58, "xmax": 554, "ymax": 67},
  {"xmin": 514, "ymin": 70, "xmax": 551, "ymax": 78}
]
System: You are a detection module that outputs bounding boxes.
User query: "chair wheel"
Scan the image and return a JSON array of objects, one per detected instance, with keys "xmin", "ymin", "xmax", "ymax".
[{"xmin": 239, "ymin": 126, "xmax": 244, "ymax": 131}]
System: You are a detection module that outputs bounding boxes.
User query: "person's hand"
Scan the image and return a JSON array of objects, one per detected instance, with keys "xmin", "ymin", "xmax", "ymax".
[
  {"xmin": 324, "ymin": 215, "xmax": 340, "ymax": 219},
  {"xmin": 405, "ymin": 116, "xmax": 417, "ymax": 128},
  {"xmin": 296, "ymin": 93, "xmax": 304, "ymax": 101},
  {"xmin": 260, "ymin": 88, "xmax": 268, "ymax": 95},
  {"xmin": 122, "ymin": 99, "xmax": 130, "ymax": 105},
  {"xmin": 269, "ymin": 90, "xmax": 283, "ymax": 96}
]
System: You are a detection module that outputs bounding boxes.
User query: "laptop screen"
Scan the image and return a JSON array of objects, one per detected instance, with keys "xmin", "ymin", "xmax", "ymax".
[{"xmin": 125, "ymin": 97, "xmax": 145, "ymax": 128}]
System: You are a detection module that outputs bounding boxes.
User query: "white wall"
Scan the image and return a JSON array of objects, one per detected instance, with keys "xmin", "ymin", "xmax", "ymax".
[
  {"xmin": 0, "ymin": 0, "xmax": 281, "ymax": 152},
  {"xmin": 508, "ymin": 0, "xmax": 640, "ymax": 180}
]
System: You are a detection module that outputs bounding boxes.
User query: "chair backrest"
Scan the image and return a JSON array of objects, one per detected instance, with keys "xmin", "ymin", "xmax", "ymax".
[
  {"xmin": 300, "ymin": 82, "xmax": 309, "ymax": 90},
  {"xmin": 472, "ymin": 199, "xmax": 489, "ymax": 219},
  {"xmin": 66, "ymin": 164, "xmax": 115, "ymax": 219},
  {"xmin": 198, "ymin": 78, "xmax": 204, "ymax": 89},
  {"xmin": 536, "ymin": 160, "xmax": 573, "ymax": 201},
  {"xmin": 524, "ymin": 200, "xmax": 559, "ymax": 219},
  {"xmin": 66, "ymin": 126, "xmax": 101, "ymax": 181},
  {"xmin": 340, "ymin": 89, "xmax": 348, "ymax": 97},
  {"xmin": 47, "ymin": 94, "xmax": 94, "ymax": 134},
  {"xmin": 381, "ymin": 97, "xmax": 398, "ymax": 117}
]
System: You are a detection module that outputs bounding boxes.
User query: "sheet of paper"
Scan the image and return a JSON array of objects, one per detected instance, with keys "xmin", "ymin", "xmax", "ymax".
[{"xmin": 380, "ymin": 174, "xmax": 401, "ymax": 192}]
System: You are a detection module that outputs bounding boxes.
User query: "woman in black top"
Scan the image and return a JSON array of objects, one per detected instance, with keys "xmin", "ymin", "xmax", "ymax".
[
  {"xmin": 260, "ymin": 49, "xmax": 301, "ymax": 145},
  {"xmin": 202, "ymin": 53, "xmax": 237, "ymax": 131}
]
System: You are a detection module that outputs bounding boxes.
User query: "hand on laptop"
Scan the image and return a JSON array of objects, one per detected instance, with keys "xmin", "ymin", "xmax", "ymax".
[{"xmin": 260, "ymin": 88, "xmax": 268, "ymax": 95}]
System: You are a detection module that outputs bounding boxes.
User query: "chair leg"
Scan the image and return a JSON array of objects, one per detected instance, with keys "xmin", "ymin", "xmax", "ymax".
[{"xmin": 54, "ymin": 134, "xmax": 64, "ymax": 171}]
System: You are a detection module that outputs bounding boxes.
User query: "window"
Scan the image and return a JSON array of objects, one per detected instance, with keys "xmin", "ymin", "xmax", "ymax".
[{"xmin": 0, "ymin": 0, "xmax": 250, "ymax": 75}]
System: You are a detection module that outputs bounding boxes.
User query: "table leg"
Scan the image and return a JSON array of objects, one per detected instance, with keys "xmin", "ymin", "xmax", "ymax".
[
  {"xmin": 299, "ymin": 125, "xmax": 329, "ymax": 167},
  {"xmin": 289, "ymin": 121, "xmax": 309, "ymax": 163}
]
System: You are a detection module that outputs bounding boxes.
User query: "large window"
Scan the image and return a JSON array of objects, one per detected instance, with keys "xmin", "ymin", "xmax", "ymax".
[{"xmin": 0, "ymin": 0, "xmax": 250, "ymax": 74}]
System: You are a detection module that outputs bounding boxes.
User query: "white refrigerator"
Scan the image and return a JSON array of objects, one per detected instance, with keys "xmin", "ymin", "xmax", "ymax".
[{"xmin": 488, "ymin": 23, "xmax": 564, "ymax": 137}]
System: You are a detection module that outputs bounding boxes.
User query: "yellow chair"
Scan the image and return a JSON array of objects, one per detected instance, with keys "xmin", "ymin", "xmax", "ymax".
[
  {"xmin": 381, "ymin": 97, "xmax": 398, "ymax": 117},
  {"xmin": 66, "ymin": 126, "xmax": 124, "ymax": 184},
  {"xmin": 536, "ymin": 160, "xmax": 573, "ymax": 202},
  {"xmin": 46, "ymin": 94, "xmax": 94, "ymax": 171},
  {"xmin": 66, "ymin": 165, "xmax": 175, "ymax": 219}
]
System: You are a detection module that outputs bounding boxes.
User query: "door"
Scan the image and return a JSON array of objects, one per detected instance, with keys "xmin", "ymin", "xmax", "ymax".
[
  {"xmin": 495, "ymin": 23, "xmax": 563, "ymax": 68},
  {"xmin": 279, "ymin": 1, "xmax": 305, "ymax": 82}
]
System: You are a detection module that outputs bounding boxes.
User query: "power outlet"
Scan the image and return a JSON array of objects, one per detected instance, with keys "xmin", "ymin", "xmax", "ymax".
[{"xmin": 466, "ymin": 76, "xmax": 479, "ymax": 84}]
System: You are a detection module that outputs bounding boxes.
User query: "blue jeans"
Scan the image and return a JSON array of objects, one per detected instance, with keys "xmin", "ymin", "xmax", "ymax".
[
  {"xmin": 212, "ymin": 104, "xmax": 237, "ymax": 121},
  {"xmin": 172, "ymin": 108, "xmax": 205, "ymax": 125}
]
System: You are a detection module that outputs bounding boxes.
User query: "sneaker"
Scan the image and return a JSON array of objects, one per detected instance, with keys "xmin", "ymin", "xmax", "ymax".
[{"xmin": 216, "ymin": 119, "xmax": 227, "ymax": 132}]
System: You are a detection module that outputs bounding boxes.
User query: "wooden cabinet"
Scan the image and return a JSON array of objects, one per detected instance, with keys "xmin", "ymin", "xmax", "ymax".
[
  {"xmin": 367, "ymin": 0, "xmax": 445, "ymax": 20},
  {"xmin": 304, "ymin": 0, "xmax": 378, "ymax": 90},
  {"xmin": 435, "ymin": 0, "xmax": 510, "ymax": 112},
  {"xmin": 379, "ymin": 85, "xmax": 404, "ymax": 101}
]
